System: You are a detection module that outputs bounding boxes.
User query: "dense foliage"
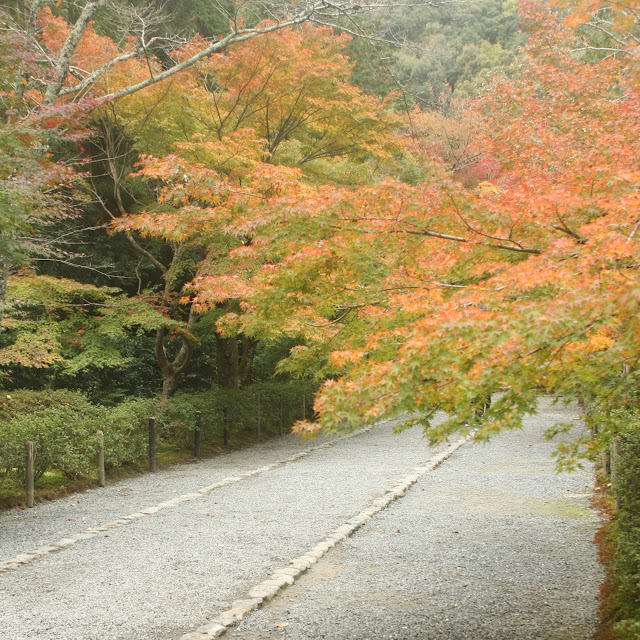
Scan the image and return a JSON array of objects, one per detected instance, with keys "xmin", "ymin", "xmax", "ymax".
[
  {"xmin": 1, "ymin": 1, "xmax": 640, "ymax": 630},
  {"xmin": 389, "ymin": 0, "xmax": 525, "ymax": 107},
  {"xmin": 613, "ymin": 425, "xmax": 640, "ymax": 638}
]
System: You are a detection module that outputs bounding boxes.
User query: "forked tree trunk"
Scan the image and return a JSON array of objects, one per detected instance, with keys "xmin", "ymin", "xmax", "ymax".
[{"xmin": 155, "ymin": 323, "xmax": 193, "ymax": 399}]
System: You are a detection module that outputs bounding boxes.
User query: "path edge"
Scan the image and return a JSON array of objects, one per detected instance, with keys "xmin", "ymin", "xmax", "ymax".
[{"xmin": 179, "ymin": 435, "xmax": 469, "ymax": 639}]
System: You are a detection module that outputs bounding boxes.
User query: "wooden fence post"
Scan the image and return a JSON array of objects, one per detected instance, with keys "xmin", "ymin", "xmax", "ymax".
[
  {"xmin": 279, "ymin": 397, "xmax": 284, "ymax": 436},
  {"xmin": 97, "ymin": 430, "xmax": 106, "ymax": 487},
  {"xmin": 25, "ymin": 441, "xmax": 34, "ymax": 508},
  {"xmin": 302, "ymin": 394, "xmax": 306, "ymax": 420},
  {"xmin": 148, "ymin": 417, "xmax": 156, "ymax": 472},
  {"xmin": 223, "ymin": 407, "xmax": 230, "ymax": 446},
  {"xmin": 602, "ymin": 446, "xmax": 611, "ymax": 477},
  {"xmin": 194, "ymin": 411, "xmax": 202, "ymax": 459},
  {"xmin": 611, "ymin": 436, "xmax": 621, "ymax": 510},
  {"xmin": 256, "ymin": 392, "xmax": 261, "ymax": 438}
]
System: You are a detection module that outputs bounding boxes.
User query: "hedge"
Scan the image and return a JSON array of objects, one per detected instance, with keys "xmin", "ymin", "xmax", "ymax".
[
  {"xmin": 610, "ymin": 418, "xmax": 640, "ymax": 639},
  {"xmin": 159, "ymin": 380, "xmax": 316, "ymax": 445},
  {"xmin": 0, "ymin": 381, "xmax": 316, "ymax": 488}
]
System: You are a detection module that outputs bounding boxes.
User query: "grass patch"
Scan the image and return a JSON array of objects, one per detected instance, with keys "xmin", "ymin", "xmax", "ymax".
[{"xmin": 0, "ymin": 469, "xmax": 95, "ymax": 511}]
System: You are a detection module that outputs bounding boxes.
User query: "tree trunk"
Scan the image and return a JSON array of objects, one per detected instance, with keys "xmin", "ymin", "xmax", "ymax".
[
  {"xmin": 238, "ymin": 336, "xmax": 257, "ymax": 387},
  {"xmin": 155, "ymin": 325, "xmax": 193, "ymax": 399},
  {"xmin": 162, "ymin": 372, "xmax": 179, "ymax": 399},
  {"xmin": 215, "ymin": 334, "xmax": 257, "ymax": 389},
  {"xmin": 216, "ymin": 335, "xmax": 239, "ymax": 389}
]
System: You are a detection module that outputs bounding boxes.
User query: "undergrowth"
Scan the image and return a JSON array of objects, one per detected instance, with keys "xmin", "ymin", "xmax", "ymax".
[
  {"xmin": 593, "ymin": 415, "xmax": 640, "ymax": 640},
  {"xmin": 0, "ymin": 381, "xmax": 315, "ymax": 510}
]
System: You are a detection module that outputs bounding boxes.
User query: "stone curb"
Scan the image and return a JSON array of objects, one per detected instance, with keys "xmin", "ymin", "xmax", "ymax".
[
  {"xmin": 0, "ymin": 426, "xmax": 373, "ymax": 575},
  {"xmin": 178, "ymin": 435, "xmax": 469, "ymax": 639}
]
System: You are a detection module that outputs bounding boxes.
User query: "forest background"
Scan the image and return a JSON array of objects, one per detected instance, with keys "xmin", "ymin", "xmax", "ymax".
[{"xmin": 1, "ymin": 0, "xmax": 639, "ymax": 636}]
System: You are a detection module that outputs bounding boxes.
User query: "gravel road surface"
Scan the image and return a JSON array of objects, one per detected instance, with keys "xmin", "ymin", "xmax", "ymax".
[{"xmin": 0, "ymin": 397, "xmax": 602, "ymax": 639}]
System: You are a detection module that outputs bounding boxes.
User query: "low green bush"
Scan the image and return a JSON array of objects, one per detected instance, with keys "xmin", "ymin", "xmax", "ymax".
[
  {"xmin": 611, "ymin": 419, "xmax": 640, "ymax": 638},
  {"xmin": 160, "ymin": 380, "xmax": 317, "ymax": 443},
  {"xmin": 104, "ymin": 398, "xmax": 156, "ymax": 469},
  {"xmin": 0, "ymin": 390, "xmax": 103, "ymax": 484},
  {"xmin": 0, "ymin": 391, "xmax": 155, "ymax": 484},
  {"xmin": 0, "ymin": 381, "xmax": 317, "ymax": 491}
]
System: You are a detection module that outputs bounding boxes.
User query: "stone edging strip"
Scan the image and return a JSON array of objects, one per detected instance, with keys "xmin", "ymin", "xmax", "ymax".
[
  {"xmin": 0, "ymin": 427, "xmax": 374, "ymax": 575},
  {"xmin": 178, "ymin": 435, "xmax": 469, "ymax": 639}
]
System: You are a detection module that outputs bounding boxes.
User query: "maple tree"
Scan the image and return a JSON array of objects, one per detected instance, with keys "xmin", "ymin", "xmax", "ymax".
[
  {"xmin": 159, "ymin": 0, "xmax": 638, "ymax": 461},
  {"xmin": 4, "ymin": 0, "xmax": 637, "ymax": 427},
  {"xmin": 0, "ymin": 0, "xmax": 432, "ymax": 392},
  {"xmin": 552, "ymin": 0, "xmax": 640, "ymax": 58},
  {"xmin": 112, "ymin": 25, "xmax": 403, "ymax": 395},
  {"xmin": 0, "ymin": 7, "xmax": 192, "ymax": 387},
  {"xmin": 0, "ymin": 270, "xmax": 174, "ymax": 375}
]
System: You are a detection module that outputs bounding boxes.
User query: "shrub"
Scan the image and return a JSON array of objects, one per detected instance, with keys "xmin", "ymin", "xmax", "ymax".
[
  {"xmin": 103, "ymin": 398, "xmax": 157, "ymax": 469},
  {"xmin": 0, "ymin": 381, "xmax": 318, "ymax": 490},
  {"xmin": 612, "ymin": 420, "xmax": 640, "ymax": 638},
  {"xmin": 161, "ymin": 380, "xmax": 317, "ymax": 443},
  {"xmin": 0, "ymin": 390, "xmax": 104, "ymax": 484}
]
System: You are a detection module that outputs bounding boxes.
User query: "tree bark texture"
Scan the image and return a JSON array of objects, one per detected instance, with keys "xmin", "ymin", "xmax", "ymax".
[
  {"xmin": 216, "ymin": 335, "xmax": 240, "ymax": 389},
  {"xmin": 155, "ymin": 323, "xmax": 193, "ymax": 399},
  {"xmin": 42, "ymin": 0, "xmax": 106, "ymax": 105}
]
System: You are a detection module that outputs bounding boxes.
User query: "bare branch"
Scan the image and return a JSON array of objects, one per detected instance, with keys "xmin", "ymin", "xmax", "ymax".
[
  {"xmin": 45, "ymin": 0, "xmax": 448, "ymax": 106},
  {"xmin": 32, "ymin": 257, "xmax": 132, "ymax": 279},
  {"xmin": 627, "ymin": 218, "xmax": 640, "ymax": 242},
  {"xmin": 43, "ymin": 0, "xmax": 107, "ymax": 105},
  {"xmin": 27, "ymin": 0, "xmax": 47, "ymax": 39}
]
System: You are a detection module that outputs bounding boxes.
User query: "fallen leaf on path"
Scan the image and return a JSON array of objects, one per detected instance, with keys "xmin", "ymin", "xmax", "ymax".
[{"xmin": 275, "ymin": 623, "xmax": 289, "ymax": 628}]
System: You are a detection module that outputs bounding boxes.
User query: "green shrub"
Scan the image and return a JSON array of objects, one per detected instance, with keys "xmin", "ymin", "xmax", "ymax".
[
  {"xmin": 160, "ymin": 380, "xmax": 317, "ymax": 443},
  {"xmin": 612, "ymin": 420, "xmax": 640, "ymax": 637},
  {"xmin": 103, "ymin": 398, "xmax": 156, "ymax": 469},
  {"xmin": 0, "ymin": 390, "xmax": 104, "ymax": 484},
  {"xmin": 0, "ymin": 381, "xmax": 317, "ymax": 491},
  {"xmin": 0, "ymin": 391, "xmax": 155, "ymax": 484}
]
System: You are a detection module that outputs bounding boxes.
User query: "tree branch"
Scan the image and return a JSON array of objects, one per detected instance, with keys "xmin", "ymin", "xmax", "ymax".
[{"xmin": 43, "ymin": 0, "xmax": 106, "ymax": 105}]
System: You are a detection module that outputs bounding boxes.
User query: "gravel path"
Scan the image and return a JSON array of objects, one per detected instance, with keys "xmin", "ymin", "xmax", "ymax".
[
  {"xmin": 0, "ymin": 430, "xmax": 351, "ymax": 561},
  {"xmin": 0, "ymin": 398, "xmax": 602, "ymax": 639},
  {"xmin": 226, "ymin": 398, "xmax": 602, "ymax": 640}
]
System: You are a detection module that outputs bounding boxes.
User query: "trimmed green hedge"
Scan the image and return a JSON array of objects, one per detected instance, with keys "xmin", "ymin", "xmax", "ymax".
[
  {"xmin": 160, "ymin": 380, "xmax": 316, "ymax": 445},
  {"xmin": 0, "ymin": 382, "xmax": 316, "ymax": 488},
  {"xmin": 0, "ymin": 391, "xmax": 153, "ymax": 485},
  {"xmin": 611, "ymin": 421, "xmax": 640, "ymax": 639}
]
